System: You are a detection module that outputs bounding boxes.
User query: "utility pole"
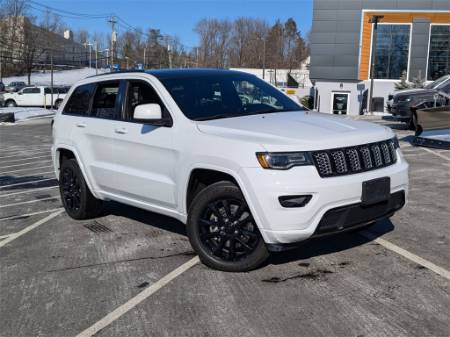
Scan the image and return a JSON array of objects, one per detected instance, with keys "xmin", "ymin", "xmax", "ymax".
[
  {"xmin": 368, "ymin": 15, "xmax": 384, "ymax": 113},
  {"xmin": 108, "ymin": 16, "xmax": 117, "ymax": 69},
  {"xmin": 167, "ymin": 43, "xmax": 172, "ymax": 68},
  {"xmin": 262, "ymin": 38, "xmax": 266, "ymax": 80},
  {"xmin": 95, "ymin": 41, "xmax": 98, "ymax": 75},
  {"xmin": 50, "ymin": 51, "xmax": 54, "ymax": 109}
]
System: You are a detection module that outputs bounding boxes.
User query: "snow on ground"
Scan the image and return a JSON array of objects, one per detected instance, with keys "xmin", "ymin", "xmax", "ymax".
[
  {"xmin": 0, "ymin": 107, "xmax": 55, "ymax": 123},
  {"xmin": 2, "ymin": 67, "xmax": 108, "ymax": 86}
]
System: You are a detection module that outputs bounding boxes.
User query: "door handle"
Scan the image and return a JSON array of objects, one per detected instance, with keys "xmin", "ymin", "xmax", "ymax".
[
  {"xmin": 115, "ymin": 128, "xmax": 128, "ymax": 134},
  {"xmin": 76, "ymin": 122, "xmax": 86, "ymax": 128}
]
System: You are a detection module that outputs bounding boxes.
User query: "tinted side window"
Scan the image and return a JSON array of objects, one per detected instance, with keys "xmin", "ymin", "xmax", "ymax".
[
  {"xmin": 92, "ymin": 81, "xmax": 120, "ymax": 119},
  {"xmin": 125, "ymin": 80, "xmax": 167, "ymax": 121},
  {"xmin": 63, "ymin": 83, "xmax": 95, "ymax": 115},
  {"xmin": 23, "ymin": 87, "xmax": 40, "ymax": 94}
]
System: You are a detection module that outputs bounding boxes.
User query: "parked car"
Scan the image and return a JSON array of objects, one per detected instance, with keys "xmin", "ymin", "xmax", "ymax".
[
  {"xmin": 387, "ymin": 75, "xmax": 450, "ymax": 129},
  {"xmin": 52, "ymin": 69, "xmax": 409, "ymax": 272},
  {"xmin": 1, "ymin": 85, "xmax": 68, "ymax": 109},
  {"xmin": 5, "ymin": 81, "xmax": 27, "ymax": 92}
]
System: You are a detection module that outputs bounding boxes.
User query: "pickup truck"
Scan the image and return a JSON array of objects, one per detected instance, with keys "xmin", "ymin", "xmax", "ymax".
[{"xmin": 0, "ymin": 85, "xmax": 70, "ymax": 109}]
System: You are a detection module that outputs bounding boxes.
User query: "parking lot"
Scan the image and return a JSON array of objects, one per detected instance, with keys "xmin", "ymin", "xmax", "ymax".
[{"xmin": 0, "ymin": 117, "xmax": 449, "ymax": 337}]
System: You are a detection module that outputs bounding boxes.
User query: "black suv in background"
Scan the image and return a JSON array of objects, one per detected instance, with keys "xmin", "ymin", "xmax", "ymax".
[{"xmin": 387, "ymin": 75, "xmax": 450, "ymax": 129}]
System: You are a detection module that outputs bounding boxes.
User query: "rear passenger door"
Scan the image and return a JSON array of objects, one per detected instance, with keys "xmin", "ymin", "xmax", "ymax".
[
  {"xmin": 18, "ymin": 87, "xmax": 42, "ymax": 106},
  {"xmin": 111, "ymin": 79, "xmax": 178, "ymax": 208},
  {"xmin": 63, "ymin": 80, "xmax": 124, "ymax": 196}
]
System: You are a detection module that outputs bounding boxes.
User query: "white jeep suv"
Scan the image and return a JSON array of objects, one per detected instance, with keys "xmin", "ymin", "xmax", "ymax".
[{"xmin": 52, "ymin": 69, "xmax": 409, "ymax": 272}]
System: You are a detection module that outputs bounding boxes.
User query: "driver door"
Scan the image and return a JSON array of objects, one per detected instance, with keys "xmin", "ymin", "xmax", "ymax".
[{"xmin": 111, "ymin": 79, "xmax": 178, "ymax": 208}]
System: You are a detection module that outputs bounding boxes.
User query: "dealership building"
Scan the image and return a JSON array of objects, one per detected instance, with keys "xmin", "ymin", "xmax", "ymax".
[{"xmin": 309, "ymin": 0, "xmax": 450, "ymax": 115}]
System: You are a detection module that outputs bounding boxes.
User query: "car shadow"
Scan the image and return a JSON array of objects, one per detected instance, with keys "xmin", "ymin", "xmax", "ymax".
[
  {"xmin": 104, "ymin": 201, "xmax": 187, "ymax": 236},
  {"xmin": 399, "ymin": 135, "xmax": 415, "ymax": 145},
  {"xmin": 0, "ymin": 174, "xmax": 57, "ymax": 191},
  {"xmin": 267, "ymin": 219, "xmax": 395, "ymax": 266},
  {"xmin": 102, "ymin": 201, "xmax": 395, "ymax": 267}
]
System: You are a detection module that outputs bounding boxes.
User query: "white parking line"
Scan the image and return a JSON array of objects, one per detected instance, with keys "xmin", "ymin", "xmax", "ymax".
[
  {"xmin": 0, "ymin": 160, "xmax": 53, "ymax": 170},
  {"xmin": 0, "ymin": 196, "xmax": 60, "ymax": 208},
  {"xmin": 0, "ymin": 165, "xmax": 53, "ymax": 175},
  {"xmin": 0, "ymin": 210, "xmax": 63, "ymax": 248},
  {"xmin": 1, "ymin": 155, "xmax": 51, "ymax": 164},
  {"xmin": 0, "ymin": 186, "xmax": 59, "ymax": 198},
  {"xmin": 0, "ymin": 234, "xmax": 11, "ymax": 240},
  {"xmin": 360, "ymin": 231, "xmax": 450, "ymax": 280},
  {"xmin": 0, "ymin": 177, "xmax": 55, "ymax": 189},
  {"xmin": 75, "ymin": 256, "xmax": 200, "ymax": 337},
  {"xmin": 0, "ymin": 150, "xmax": 49, "ymax": 160},
  {"xmin": 13, "ymin": 171, "xmax": 55, "ymax": 178},
  {"xmin": 419, "ymin": 147, "xmax": 450, "ymax": 162},
  {"xmin": 0, "ymin": 208, "xmax": 63, "ymax": 222}
]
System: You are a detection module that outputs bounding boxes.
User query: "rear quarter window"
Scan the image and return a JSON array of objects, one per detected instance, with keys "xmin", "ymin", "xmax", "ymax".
[{"xmin": 63, "ymin": 83, "xmax": 96, "ymax": 115}]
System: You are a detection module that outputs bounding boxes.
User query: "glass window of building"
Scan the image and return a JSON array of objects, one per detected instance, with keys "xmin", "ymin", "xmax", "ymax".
[
  {"xmin": 372, "ymin": 24, "xmax": 411, "ymax": 80},
  {"xmin": 427, "ymin": 25, "xmax": 450, "ymax": 81}
]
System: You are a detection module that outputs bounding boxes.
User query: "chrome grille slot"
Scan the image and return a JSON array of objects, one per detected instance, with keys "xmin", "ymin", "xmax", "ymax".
[{"xmin": 312, "ymin": 139, "xmax": 397, "ymax": 177}]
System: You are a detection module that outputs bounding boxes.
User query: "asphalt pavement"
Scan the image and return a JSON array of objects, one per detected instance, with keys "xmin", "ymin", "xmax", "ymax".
[{"xmin": 0, "ymin": 117, "xmax": 449, "ymax": 337}]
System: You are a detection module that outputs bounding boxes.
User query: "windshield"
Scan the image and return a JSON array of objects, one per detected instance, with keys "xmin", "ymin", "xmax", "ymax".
[
  {"xmin": 426, "ymin": 75, "xmax": 450, "ymax": 89},
  {"xmin": 159, "ymin": 73, "xmax": 303, "ymax": 121}
]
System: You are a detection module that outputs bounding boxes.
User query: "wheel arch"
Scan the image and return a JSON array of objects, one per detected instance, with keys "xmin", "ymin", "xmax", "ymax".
[
  {"xmin": 54, "ymin": 145, "xmax": 100, "ymax": 198},
  {"xmin": 183, "ymin": 165, "xmax": 268, "ymax": 242}
]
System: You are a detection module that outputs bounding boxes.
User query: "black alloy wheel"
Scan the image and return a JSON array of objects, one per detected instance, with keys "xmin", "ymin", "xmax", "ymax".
[
  {"xmin": 59, "ymin": 158, "xmax": 103, "ymax": 219},
  {"xmin": 187, "ymin": 181, "xmax": 269, "ymax": 272},
  {"xmin": 199, "ymin": 198, "xmax": 260, "ymax": 262},
  {"xmin": 61, "ymin": 166, "xmax": 82, "ymax": 213}
]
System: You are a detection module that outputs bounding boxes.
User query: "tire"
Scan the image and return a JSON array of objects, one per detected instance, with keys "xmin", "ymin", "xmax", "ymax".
[
  {"xmin": 59, "ymin": 158, "xmax": 103, "ymax": 220},
  {"xmin": 5, "ymin": 100, "xmax": 16, "ymax": 107},
  {"xmin": 407, "ymin": 113, "xmax": 417, "ymax": 131},
  {"xmin": 187, "ymin": 181, "xmax": 269, "ymax": 272}
]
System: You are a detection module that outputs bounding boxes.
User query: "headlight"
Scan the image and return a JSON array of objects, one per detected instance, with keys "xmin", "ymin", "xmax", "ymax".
[{"xmin": 256, "ymin": 152, "xmax": 312, "ymax": 170}]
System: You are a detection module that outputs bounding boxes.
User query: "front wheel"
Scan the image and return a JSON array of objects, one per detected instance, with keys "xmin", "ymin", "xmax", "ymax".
[
  {"xmin": 187, "ymin": 181, "xmax": 269, "ymax": 272},
  {"xmin": 59, "ymin": 158, "xmax": 103, "ymax": 219}
]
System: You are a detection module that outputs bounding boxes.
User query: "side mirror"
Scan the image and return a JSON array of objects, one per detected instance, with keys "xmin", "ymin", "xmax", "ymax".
[
  {"xmin": 18, "ymin": 92, "xmax": 23, "ymax": 95},
  {"xmin": 134, "ymin": 103, "xmax": 162, "ymax": 121},
  {"xmin": 133, "ymin": 103, "xmax": 172, "ymax": 127}
]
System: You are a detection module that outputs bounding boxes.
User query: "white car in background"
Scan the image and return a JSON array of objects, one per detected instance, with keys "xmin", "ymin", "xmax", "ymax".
[{"xmin": 0, "ymin": 85, "xmax": 69, "ymax": 109}]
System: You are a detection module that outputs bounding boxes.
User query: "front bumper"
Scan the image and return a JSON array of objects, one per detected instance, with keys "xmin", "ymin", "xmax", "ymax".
[{"xmin": 238, "ymin": 150, "xmax": 409, "ymax": 245}]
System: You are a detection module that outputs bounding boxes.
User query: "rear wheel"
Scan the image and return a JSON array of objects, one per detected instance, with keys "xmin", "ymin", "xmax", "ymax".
[
  {"xmin": 187, "ymin": 181, "xmax": 269, "ymax": 272},
  {"xmin": 5, "ymin": 100, "xmax": 16, "ymax": 107},
  {"xmin": 59, "ymin": 158, "xmax": 103, "ymax": 219}
]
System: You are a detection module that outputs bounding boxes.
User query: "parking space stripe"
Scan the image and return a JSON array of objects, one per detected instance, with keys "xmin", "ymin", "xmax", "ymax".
[
  {"xmin": 0, "ymin": 186, "xmax": 59, "ymax": 198},
  {"xmin": 0, "ymin": 150, "xmax": 50, "ymax": 160},
  {"xmin": 0, "ymin": 210, "xmax": 63, "ymax": 248},
  {"xmin": 0, "ymin": 234, "xmax": 11, "ymax": 240},
  {"xmin": 0, "ymin": 178, "xmax": 55, "ymax": 189},
  {"xmin": 0, "ymin": 196, "xmax": 60, "ymax": 208},
  {"xmin": 1, "ymin": 155, "xmax": 51, "ymax": 164},
  {"xmin": 360, "ymin": 231, "xmax": 450, "ymax": 280},
  {"xmin": 0, "ymin": 165, "xmax": 53, "ymax": 175},
  {"xmin": 0, "ymin": 160, "xmax": 53, "ymax": 170},
  {"xmin": 75, "ymin": 256, "xmax": 200, "ymax": 337},
  {"xmin": 419, "ymin": 147, "xmax": 450, "ymax": 162},
  {"xmin": 0, "ymin": 208, "xmax": 63, "ymax": 222}
]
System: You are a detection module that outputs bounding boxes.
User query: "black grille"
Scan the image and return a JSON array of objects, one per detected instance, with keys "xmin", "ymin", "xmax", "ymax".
[{"xmin": 312, "ymin": 139, "xmax": 397, "ymax": 177}]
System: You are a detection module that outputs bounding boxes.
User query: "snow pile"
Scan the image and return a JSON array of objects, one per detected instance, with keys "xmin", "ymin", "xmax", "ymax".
[
  {"xmin": 0, "ymin": 107, "xmax": 55, "ymax": 123},
  {"xmin": 2, "ymin": 67, "xmax": 108, "ymax": 86}
]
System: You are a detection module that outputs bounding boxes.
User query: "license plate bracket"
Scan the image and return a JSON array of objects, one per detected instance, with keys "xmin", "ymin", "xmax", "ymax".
[{"xmin": 362, "ymin": 177, "xmax": 390, "ymax": 206}]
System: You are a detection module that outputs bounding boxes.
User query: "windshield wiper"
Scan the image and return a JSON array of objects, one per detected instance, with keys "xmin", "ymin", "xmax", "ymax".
[{"xmin": 195, "ymin": 114, "xmax": 240, "ymax": 121}]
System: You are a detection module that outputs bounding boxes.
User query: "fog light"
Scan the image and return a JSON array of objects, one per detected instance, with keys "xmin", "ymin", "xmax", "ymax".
[{"xmin": 279, "ymin": 195, "xmax": 312, "ymax": 208}]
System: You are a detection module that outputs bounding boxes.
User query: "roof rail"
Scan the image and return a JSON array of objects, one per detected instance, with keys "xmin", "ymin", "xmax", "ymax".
[{"xmin": 87, "ymin": 69, "xmax": 146, "ymax": 78}]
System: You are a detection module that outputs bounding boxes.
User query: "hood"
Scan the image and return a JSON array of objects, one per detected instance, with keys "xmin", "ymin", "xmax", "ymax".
[
  {"xmin": 394, "ymin": 88, "xmax": 436, "ymax": 97},
  {"xmin": 196, "ymin": 111, "xmax": 394, "ymax": 151}
]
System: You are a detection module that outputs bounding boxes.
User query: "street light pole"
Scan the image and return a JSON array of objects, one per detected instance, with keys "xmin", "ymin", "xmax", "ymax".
[{"xmin": 368, "ymin": 15, "xmax": 384, "ymax": 113}]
